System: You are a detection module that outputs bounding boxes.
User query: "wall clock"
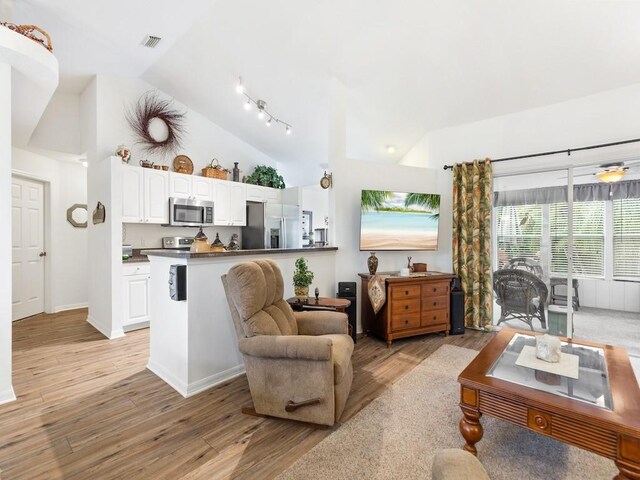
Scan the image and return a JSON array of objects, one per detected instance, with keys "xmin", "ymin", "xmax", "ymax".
[{"xmin": 320, "ymin": 171, "xmax": 332, "ymax": 189}]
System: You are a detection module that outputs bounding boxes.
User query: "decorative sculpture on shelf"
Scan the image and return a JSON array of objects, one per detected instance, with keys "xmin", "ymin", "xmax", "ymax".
[
  {"xmin": 115, "ymin": 144, "xmax": 131, "ymax": 163},
  {"xmin": 227, "ymin": 233, "xmax": 240, "ymax": 251},
  {"xmin": 1, "ymin": 23, "xmax": 53, "ymax": 52}
]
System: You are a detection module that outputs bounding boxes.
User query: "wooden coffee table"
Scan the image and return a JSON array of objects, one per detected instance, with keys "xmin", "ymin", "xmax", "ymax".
[{"xmin": 458, "ymin": 328, "xmax": 640, "ymax": 479}]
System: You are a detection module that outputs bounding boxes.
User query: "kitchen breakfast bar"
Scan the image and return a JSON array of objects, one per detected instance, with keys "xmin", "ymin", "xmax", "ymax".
[{"xmin": 142, "ymin": 247, "xmax": 338, "ymax": 397}]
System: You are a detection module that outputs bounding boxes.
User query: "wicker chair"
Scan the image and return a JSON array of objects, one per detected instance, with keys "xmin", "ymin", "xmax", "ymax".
[
  {"xmin": 494, "ymin": 269, "xmax": 548, "ymax": 330},
  {"xmin": 504, "ymin": 256, "xmax": 544, "ymax": 278}
]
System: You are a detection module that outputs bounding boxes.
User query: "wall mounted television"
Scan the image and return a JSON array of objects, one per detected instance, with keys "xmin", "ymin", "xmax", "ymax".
[{"xmin": 359, "ymin": 190, "xmax": 440, "ymax": 251}]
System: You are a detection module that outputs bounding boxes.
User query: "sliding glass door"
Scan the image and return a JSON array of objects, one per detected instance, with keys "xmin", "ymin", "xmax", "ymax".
[{"xmin": 492, "ymin": 163, "xmax": 640, "ymax": 359}]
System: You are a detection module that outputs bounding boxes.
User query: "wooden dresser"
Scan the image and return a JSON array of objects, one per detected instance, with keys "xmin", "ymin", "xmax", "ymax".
[{"xmin": 359, "ymin": 272, "xmax": 455, "ymax": 346}]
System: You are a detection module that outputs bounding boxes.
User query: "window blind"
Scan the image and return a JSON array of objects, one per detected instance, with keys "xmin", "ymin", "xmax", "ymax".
[
  {"xmin": 549, "ymin": 201, "xmax": 605, "ymax": 277},
  {"xmin": 613, "ymin": 198, "xmax": 640, "ymax": 278},
  {"xmin": 495, "ymin": 205, "xmax": 542, "ymax": 268}
]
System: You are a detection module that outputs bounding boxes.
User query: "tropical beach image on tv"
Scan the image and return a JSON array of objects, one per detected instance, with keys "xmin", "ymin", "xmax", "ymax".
[{"xmin": 359, "ymin": 190, "xmax": 440, "ymax": 251}]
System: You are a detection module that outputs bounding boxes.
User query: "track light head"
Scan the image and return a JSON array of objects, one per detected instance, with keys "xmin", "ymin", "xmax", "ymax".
[
  {"xmin": 286, "ymin": 125, "xmax": 291, "ymax": 135},
  {"xmin": 266, "ymin": 117, "xmax": 272, "ymax": 126},
  {"xmin": 244, "ymin": 99, "xmax": 251, "ymax": 111},
  {"xmin": 236, "ymin": 77, "xmax": 244, "ymax": 94}
]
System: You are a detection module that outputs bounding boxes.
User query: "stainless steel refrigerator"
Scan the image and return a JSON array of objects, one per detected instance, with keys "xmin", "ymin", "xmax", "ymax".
[{"xmin": 242, "ymin": 201, "xmax": 301, "ymax": 249}]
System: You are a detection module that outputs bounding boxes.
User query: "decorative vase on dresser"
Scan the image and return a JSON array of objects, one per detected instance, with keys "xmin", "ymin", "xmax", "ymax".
[{"xmin": 367, "ymin": 252, "xmax": 378, "ymax": 275}]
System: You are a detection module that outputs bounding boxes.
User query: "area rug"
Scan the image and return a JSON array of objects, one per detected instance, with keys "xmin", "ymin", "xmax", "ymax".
[{"xmin": 276, "ymin": 345, "xmax": 617, "ymax": 480}]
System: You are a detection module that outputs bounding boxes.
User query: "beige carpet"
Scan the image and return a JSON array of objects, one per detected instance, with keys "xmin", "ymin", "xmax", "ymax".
[{"xmin": 277, "ymin": 345, "xmax": 618, "ymax": 480}]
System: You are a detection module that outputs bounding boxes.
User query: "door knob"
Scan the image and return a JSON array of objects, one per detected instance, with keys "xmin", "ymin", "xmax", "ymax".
[{"xmin": 39, "ymin": 252, "xmax": 47, "ymax": 257}]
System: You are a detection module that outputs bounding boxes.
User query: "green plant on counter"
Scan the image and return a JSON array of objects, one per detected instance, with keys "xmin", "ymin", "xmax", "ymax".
[
  {"xmin": 246, "ymin": 165, "xmax": 285, "ymax": 189},
  {"xmin": 293, "ymin": 257, "xmax": 314, "ymax": 288}
]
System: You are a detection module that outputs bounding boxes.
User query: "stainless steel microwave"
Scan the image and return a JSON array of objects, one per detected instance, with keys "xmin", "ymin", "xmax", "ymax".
[{"xmin": 168, "ymin": 197, "xmax": 214, "ymax": 227}]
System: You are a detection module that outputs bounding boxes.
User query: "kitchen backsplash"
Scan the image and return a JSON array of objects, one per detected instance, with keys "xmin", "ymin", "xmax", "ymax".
[{"xmin": 123, "ymin": 224, "xmax": 242, "ymax": 249}]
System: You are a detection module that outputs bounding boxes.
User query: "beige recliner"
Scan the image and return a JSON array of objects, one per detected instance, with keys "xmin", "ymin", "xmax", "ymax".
[{"xmin": 222, "ymin": 259, "xmax": 354, "ymax": 426}]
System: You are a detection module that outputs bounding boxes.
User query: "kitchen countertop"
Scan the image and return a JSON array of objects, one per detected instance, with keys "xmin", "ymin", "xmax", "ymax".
[{"xmin": 141, "ymin": 246, "xmax": 338, "ymax": 259}]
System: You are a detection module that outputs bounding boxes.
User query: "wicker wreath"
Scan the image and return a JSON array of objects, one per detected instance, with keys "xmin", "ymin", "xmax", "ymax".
[
  {"xmin": 1, "ymin": 23, "xmax": 53, "ymax": 52},
  {"xmin": 125, "ymin": 91, "xmax": 186, "ymax": 157}
]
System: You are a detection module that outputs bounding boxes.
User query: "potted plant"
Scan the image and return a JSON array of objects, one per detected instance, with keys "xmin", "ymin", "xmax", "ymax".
[
  {"xmin": 246, "ymin": 165, "xmax": 286, "ymax": 189},
  {"xmin": 293, "ymin": 257, "xmax": 314, "ymax": 300}
]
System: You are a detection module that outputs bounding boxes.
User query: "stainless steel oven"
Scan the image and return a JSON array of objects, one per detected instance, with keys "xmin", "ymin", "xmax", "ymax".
[{"xmin": 168, "ymin": 197, "xmax": 214, "ymax": 227}]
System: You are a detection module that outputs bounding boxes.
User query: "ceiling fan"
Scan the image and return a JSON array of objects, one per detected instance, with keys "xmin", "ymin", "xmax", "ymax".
[
  {"xmin": 569, "ymin": 161, "xmax": 640, "ymax": 183},
  {"xmin": 593, "ymin": 162, "xmax": 629, "ymax": 183}
]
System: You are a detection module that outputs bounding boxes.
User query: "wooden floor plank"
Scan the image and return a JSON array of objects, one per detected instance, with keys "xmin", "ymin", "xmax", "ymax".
[{"xmin": 0, "ymin": 308, "xmax": 493, "ymax": 479}]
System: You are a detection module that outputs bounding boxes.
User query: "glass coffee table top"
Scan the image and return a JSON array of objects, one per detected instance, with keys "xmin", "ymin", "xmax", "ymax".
[{"xmin": 487, "ymin": 333, "xmax": 612, "ymax": 410}]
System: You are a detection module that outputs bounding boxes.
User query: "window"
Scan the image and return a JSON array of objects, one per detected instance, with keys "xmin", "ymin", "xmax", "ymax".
[
  {"xmin": 495, "ymin": 205, "xmax": 542, "ymax": 268},
  {"xmin": 613, "ymin": 198, "xmax": 640, "ymax": 279},
  {"xmin": 549, "ymin": 201, "xmax": 605, "ymax": 277}
]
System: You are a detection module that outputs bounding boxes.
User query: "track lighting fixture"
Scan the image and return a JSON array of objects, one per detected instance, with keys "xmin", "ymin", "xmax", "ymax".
[{"xmin": 236, "ymin": 77, "xmax": 293, "ymax": 135}]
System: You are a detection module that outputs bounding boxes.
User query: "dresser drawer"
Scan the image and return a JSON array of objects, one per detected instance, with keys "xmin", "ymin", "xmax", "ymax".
[
  {"xmin": 421, "ymin": 282, "xmax": 450, "ymax": 298},
  {"xmin": 422, "ymin": 295, "xmax": 449, "ymax": 311},
  {"xmin": 390, "ymin": 285, "xmax": 421, "ymax": 300},
  {"xmin": 391, "ymin": 298, "xmax": 420, "ymax": 315},
  {"xmin": 391, "ymin": 312, "xmax": 421, "ymax": 330},
  {"xmin": 421, "ymin": 309, "xmax": 449, "ymax": 327}
]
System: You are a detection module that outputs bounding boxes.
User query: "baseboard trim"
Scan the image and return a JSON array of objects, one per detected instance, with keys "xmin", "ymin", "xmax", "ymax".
[
  {"xmin": 123, "ymin": 321, "xmax": 150, "ymax": 332},
  {"xmin": 146, "ymin": 360, "xmax": 245, "ymax": 398},
  {"xmin": 86, "ymin": 315, "xmax": 126, "ymax": 340},
  {"xmin": 186, "ymin": 365, "xmax": 246, "ymax": 397},
  {"xmin": 0, "ymin": 386, "xmax": 16, "ymax": 405},
  {"xmin": 53, "ymin": 303, "xmax": 88, "ymax": 313}
]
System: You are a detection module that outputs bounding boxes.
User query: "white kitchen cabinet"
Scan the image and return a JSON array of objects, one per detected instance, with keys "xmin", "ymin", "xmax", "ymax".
[
  {"xmin": 122, "ymin": 166, "xmax": 144, "ymax": 223},
  {"xmin": 122, "ymin": 166, "xmax": 168, "ymax": 224},
  {"xmin": 212, "ymin": 180, "xmax": 246, "ymax": 226},
  {"xmin": 169, "ymin": 172, "xmax": 192, "ymax": 198},
  {"xmin": 169, "ymin": 172, "xmax": 215, "ymax": 202},
  {"xmin": 245, "ymin": 184, "xmax": 281, "ymax": 204},
  {"xmin": 144, "ymin": 169, "xmax": 169, "ymax": 224},
  {"xmin": 192, "ymin": 176, "xmax": 214, "ymax": 201},
  {"xmin": 229, "ymin": 183, "xmax": 247, "ymax": 225},
  {"xmin": 122, "ymin": 263, "xmax": 151, "ymax": 331}
]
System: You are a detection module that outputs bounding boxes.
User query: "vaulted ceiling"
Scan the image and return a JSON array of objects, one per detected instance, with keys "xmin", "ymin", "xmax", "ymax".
[{"xmin": 14, "ymin": 0, "xmax": 640, "ymax": 170}]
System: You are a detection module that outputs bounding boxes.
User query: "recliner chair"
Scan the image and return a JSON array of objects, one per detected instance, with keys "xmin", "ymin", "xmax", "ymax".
[{"xmin": 222, "ymin": 259, "xmax": 354, "ymax": 426}]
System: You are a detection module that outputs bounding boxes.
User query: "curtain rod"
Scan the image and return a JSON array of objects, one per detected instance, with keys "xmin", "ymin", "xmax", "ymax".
[{"xmin": 442, "ymin": 138, "xmax": 640, "ymax": 170}]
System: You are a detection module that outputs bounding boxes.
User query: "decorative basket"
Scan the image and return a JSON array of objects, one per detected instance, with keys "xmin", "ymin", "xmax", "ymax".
[{"xmin": 201, "ymin": 158, "xmax": 228, "ymax": 180}]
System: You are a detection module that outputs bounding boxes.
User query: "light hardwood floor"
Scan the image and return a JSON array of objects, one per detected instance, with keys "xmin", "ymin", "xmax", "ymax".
[{"xmin": 0, "ymin": 309, "xmax": 494, "ymax": 480}]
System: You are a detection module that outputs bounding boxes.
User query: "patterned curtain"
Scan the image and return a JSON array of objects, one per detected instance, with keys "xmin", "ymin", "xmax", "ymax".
[{"xmin": 452, "ymin": 159, "xmax": 493, "ymax": 329}]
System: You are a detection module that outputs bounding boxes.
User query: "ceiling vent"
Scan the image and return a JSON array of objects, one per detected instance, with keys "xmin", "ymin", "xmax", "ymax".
[{"xmin": 142, "ymin": 35, "xmax": 162, "ymax": 48}]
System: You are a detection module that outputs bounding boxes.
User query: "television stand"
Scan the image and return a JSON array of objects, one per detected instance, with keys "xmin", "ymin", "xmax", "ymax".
[{"xmin": 359, "ymin": 272, "xmax": 455, "ymax": 346}]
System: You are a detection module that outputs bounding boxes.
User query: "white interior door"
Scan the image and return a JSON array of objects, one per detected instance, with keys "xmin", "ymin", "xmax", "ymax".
[{"xmin": 12, "ymin": 177, "xmax": 45, "ymax": 321}]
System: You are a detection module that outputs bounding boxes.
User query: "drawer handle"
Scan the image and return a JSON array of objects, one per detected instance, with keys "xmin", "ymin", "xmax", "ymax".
[
  {"xmin": 433, "ymin": 288, "xmax": 437, "ymax": 292},
  {"xmin": 433, "ymin": 316, "xmax": 436, "ymax": 320},
  {"xmin": 404, "ymin": 305, "xmax": 409, "ymax": 310},
  {"xmin": 404, "ymin": 319, "xmax": 408, "ymax": 324},
  {"xmin": 404, "ymin": 290, "xmax": 409, "ymax": 295},
  {"xmin": 433, "ymin": 301, "xmax": 436, "ymax": 306}
]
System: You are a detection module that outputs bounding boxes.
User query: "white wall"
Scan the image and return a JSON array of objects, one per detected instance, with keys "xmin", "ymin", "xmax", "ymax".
[
  {"xmin": 95, "ymin": 75, "xmax": 277, "ymax": 179},
  {"xmin": 12, "ymin": 148, "xmax": 88, "ymax": 312},
  {"xmin": 402, "ymin": 82, "xmax": 640, "ymax": 172},
  {"xmin": 302, "ymin": 185, "xmax": 329, "ymax": 235},
  {"xmin": 29, "ymin": 92, "xmax": 82, "ymax": 155},
  {"xmin": 0, "ymin": 62, "xmax": 15, "ymax": 404}
]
